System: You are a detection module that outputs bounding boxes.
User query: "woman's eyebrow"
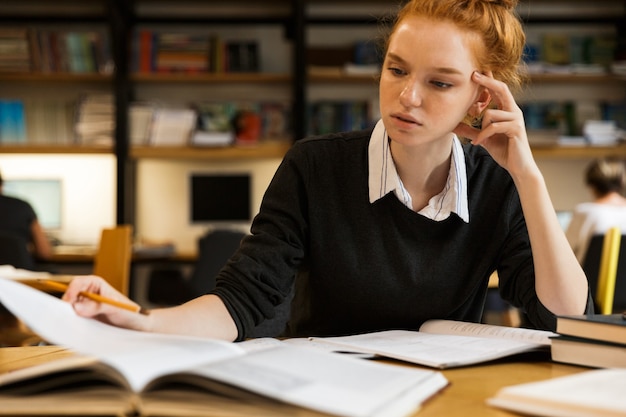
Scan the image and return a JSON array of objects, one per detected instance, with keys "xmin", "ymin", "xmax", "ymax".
[
  {"xmin": 385, "ymin": 52, "xmax": 409, "ymax": 65},
  {"xmin": 386, "ymin": 52, "xmax": 464, "ymax": 76}
]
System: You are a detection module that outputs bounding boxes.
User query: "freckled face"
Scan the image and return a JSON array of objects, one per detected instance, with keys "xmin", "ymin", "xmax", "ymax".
[{"xmin": 379, "ymin": 16, "xmax": 483, "ymax": 147}]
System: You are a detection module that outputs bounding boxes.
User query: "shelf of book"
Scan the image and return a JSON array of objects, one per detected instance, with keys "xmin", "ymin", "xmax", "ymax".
[
  {"xmin": 309, "ymin": 72, "xmax": 379, "ymax": 84},
  {"xmin": 306, "ymin": 71, "xmax": 626, "ymax": 85},
  {"xmin": 130, "ymin": 142, "xmax": 625, "ymax": 161},
  {"xmin": 0, "ymin": 73, "xmax": 112, "ymax": 83},
  {"xmin": 530, "ymin": 144, "xmax": 626, "ymax": 158},
  {"xmin": 131, "ymin": 140, "xmax": 292, "ymax": 160},
  {"xmin": 0, "ymin": 145, "xmax": 112, "ymax": 154},
  {"xmin": 528, "ymin": 73, "xmax": 626, "ymax": 84},
  {"xmin": 130, "ymin": 72, "xmax": 290, "ymax": 84}
]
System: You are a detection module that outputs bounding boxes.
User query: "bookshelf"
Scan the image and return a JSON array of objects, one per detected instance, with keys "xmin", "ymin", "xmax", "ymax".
[
  {"xmin": 1, "ymin": 0, "xmax": 626, "ymax": 245},
  {"xmin": 304, "ymin": 0, "xmax": 626, "ymax": 150}
]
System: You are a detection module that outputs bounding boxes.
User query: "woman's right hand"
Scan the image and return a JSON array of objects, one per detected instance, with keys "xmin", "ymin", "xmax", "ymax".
[{"xmin": 62, "ymin": 275, "xmax": 150, "ymax": 331}]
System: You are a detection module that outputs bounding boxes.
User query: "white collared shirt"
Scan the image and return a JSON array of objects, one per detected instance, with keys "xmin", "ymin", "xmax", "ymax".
[{"xmin": 368, "ymin": 119, "xmax": 470, "ymax": 223}]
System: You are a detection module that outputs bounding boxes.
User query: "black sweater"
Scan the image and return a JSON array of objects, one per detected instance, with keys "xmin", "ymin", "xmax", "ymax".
[{"xmin": 214, "ymin": 128, "xmax": 576, "ymax": 340}]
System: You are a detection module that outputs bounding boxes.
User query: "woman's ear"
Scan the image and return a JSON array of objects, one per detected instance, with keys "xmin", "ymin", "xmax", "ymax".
[{"xmin": 469, "ymin": 87, "xmax": 492, "ymax": 117}]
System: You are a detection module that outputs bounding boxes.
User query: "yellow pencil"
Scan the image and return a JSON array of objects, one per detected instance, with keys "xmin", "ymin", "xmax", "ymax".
[{"xmin": 39, "ymin": 280, "xmax": 148, "ymax": 315}]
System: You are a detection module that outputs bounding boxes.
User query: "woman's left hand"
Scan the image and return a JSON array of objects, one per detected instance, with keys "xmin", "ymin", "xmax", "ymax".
[{"xmin": 454, "ymin": 71, "xmax": 537, "ymax": 180}]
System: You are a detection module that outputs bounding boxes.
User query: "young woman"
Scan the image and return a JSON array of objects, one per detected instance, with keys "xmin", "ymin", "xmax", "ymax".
[{"xmin": 64, "ymin": 0, "xmax": 591, "ymax": 341}]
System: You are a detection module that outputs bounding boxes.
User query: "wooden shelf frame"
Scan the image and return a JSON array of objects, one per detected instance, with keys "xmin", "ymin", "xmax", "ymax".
[
  {"xmin": 130, "ymin": 73, "xmax": 291, "ymax": 84},
  {"xmin": 131, "ymin": 141, "xmax": 292, "ymax": 160},
  {"xmin": 0, "ymin": 145, "xmax": 113, "ymax": 154}
]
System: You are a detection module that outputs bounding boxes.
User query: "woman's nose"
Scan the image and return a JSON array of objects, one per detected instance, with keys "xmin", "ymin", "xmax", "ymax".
[{"xmin": 399, "ymin": 80, "xmax": 422, "ymax": 108}]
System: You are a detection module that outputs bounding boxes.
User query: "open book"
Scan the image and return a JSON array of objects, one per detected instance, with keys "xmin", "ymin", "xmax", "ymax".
[
  {"xmin": 303, "ymin": 320, "xmax": 555, "ymax": 369},
  {"xmin": 487, "ymin": 368, "xmax": 626, "ymax": 416},
  {"xmin": 0, "ymin": 278, "xmax": 447, "ymax": 417}
]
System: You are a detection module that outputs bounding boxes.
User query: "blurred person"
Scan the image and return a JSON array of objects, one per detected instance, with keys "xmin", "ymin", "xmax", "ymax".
[
  {"xmin": 0, "ymin": 171, "xmax": 52, "ymax": 267},
  {"xmin": 566, "ymin": 157, "xmax": 626, "ymax": 263}
]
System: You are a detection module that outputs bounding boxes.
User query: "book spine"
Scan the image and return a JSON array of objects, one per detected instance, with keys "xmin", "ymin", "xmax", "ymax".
[{"xmin": 139, "ymin": 29, "xmax": 154, "ymax": 73}]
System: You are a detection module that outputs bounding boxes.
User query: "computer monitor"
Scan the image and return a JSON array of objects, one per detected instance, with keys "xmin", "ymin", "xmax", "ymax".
[
  {"xmin": 190, "ymin": 174, "xmax": 251, "ymax": 223},
  {"xmin": 3, "ymin": 178, "xmax": 63, "ymax": 230}
]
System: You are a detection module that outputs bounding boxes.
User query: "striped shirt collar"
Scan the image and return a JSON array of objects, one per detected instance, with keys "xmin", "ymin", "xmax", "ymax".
[{"xmin": 368, "ymin": 119, "xmax": 470, "ymax": 223}]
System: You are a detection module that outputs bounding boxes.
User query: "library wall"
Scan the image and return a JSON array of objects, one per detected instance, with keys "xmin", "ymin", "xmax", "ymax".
[
  {"xmin": 135, "ymin": 158, "xmax": 282, "ymax": 253},
  {"xmin": 537, "ymin": 158, "xmax": 594, "ymax": 211}
]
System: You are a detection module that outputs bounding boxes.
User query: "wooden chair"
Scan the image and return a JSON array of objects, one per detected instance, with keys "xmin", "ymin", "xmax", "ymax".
[
  {"xmin": 93, "ymin": 225, "xmax": 133, "ymax": 296},
  {"xmin": 596, "ymin": 226, "xmax": 621, "ymax": 314}
]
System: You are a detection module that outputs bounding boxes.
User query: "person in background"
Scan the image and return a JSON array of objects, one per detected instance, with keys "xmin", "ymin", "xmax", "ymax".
[
  {"xmin": 0, "ymin": 171, "xmax": 52, "ymax": 266},
  {"xmin": 566, "ymin": 157, "xmax": 626, "ymax": 263},
  {"xmin": 63, "ymin": 0, "xmax": 591, "ymax": 341}
]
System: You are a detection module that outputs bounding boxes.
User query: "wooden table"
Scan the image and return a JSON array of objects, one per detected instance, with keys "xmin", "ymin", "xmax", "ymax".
[
  {"xmin": 0, "ymin": 346, "xmax": 588, "ymax": 416},
  {"xmin": 417, "ymin": 352, "xmax": 587, "ymax": 416}
]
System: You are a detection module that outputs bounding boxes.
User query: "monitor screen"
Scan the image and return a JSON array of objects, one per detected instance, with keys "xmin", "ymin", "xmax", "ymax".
[
  {"xmin": 190, "ymin": 174, "xmax": 251, "ymax": 222},
  {"xmin": 3, "ymin": 178, "xmax": 63, "ymax": 230}
]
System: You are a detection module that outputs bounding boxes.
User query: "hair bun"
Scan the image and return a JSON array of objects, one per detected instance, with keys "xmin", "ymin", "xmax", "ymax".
[{"xmin": 485, "ymin": 0, "xmax": 518, "ymax": 10}]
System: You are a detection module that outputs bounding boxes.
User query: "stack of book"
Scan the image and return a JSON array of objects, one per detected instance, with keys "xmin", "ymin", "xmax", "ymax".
[
  {"xmin": 148, "ymin": 107, "xmax": 196, "ymax": 146},
  {"xmin": 128, "ymin": 102, "xmax": 155, "ymax": 146},
  {"xmin": 29, "ymin": 29, "xmax": 112, "ymax": 74},
  {"xmin": 126, "ymin": 100, "xmax": 291, "ymax": 147},
  {"xmin": 524, "ymin": 33, "xmax": 617, "ymax": 75},
  {"xmin": 0, "ymin": 29, "xmax": 31, "ymax": 72},
  {"xmin": 551, "ymin": 313, "xmax": 626, "ymax": 368},
  {"xmin": 307, "ymin": 100, "xmax": 373, "ymax": 136},
  {"xmin": 74, "ymin": 93, "xmax": 115, "ymax": 146},
  {"xmin": 23, "ymin": 99, "xmax": 75, "ymax": 144},
  {"xmin": 133, "ymin": 30, "xmax": 260, "ymax": 74}
]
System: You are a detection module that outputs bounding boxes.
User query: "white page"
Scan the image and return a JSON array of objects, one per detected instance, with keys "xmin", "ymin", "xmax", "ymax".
[
  {"xmin": 0, "ymin": 265, "xmax": 51, "ymax": 279},
  {"xmin": 196, "ymin": 344, "xmax": 448, "ymax": 417},
  {"xmin": 313, "ymin": 329, "xmax": 546, "ymax": 368},
  {"xmin": 0, "ymin": 278, "xmax": 244, "ymax": 391},
  {"xmin": 419, "ymin": 319, "xmax": 555, "ymax": 345},
  {"xmin": 238, "ymin": 337, "xmax": 376, "ymax": 358},
  {"xmin": 487, "ymin": 368, "xmax": 626, "ymax": 416}
]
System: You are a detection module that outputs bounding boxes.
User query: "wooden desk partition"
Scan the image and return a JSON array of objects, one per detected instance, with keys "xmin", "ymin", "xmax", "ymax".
[
  {"xmin": 50, "ymin": 247, "xmax": 197, "ymax": 263},
  {"xmin": 0, "ymin": 346, "xmax": 587, "ymax": 416}
]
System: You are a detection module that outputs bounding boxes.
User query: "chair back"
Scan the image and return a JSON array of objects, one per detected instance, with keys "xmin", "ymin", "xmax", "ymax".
[
  {"xmin": 188, "ymin": 229, "xmax": 292, "ymax": 338},
  {"xmin": 187, "ymin": 229, "xmax": 247, "ymax": 296},
  {"xmin": 582, "ymin": 227, "xmax": 626, "ymax": 314},
  {"xmin": 596, "ymin": 227, "xmax": 621, "ymax": 314},
  {"xmin": 0, "ymin": 231, "xmax": 34, "ymax": 270},
  {"xmin": 93, "ymin": 225, "xmax": 133, "ymax": 296}
]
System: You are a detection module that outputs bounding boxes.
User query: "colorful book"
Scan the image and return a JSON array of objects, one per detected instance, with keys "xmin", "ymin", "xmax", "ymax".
[{"xmin": 0, "ymin": 100, "xmax": 26, "ymax": 143}]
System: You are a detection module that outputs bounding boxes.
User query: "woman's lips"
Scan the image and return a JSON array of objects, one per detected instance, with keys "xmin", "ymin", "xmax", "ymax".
[{"xmin": 392, "ymin": 113, "xmax": 421, "ymax": 128}]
